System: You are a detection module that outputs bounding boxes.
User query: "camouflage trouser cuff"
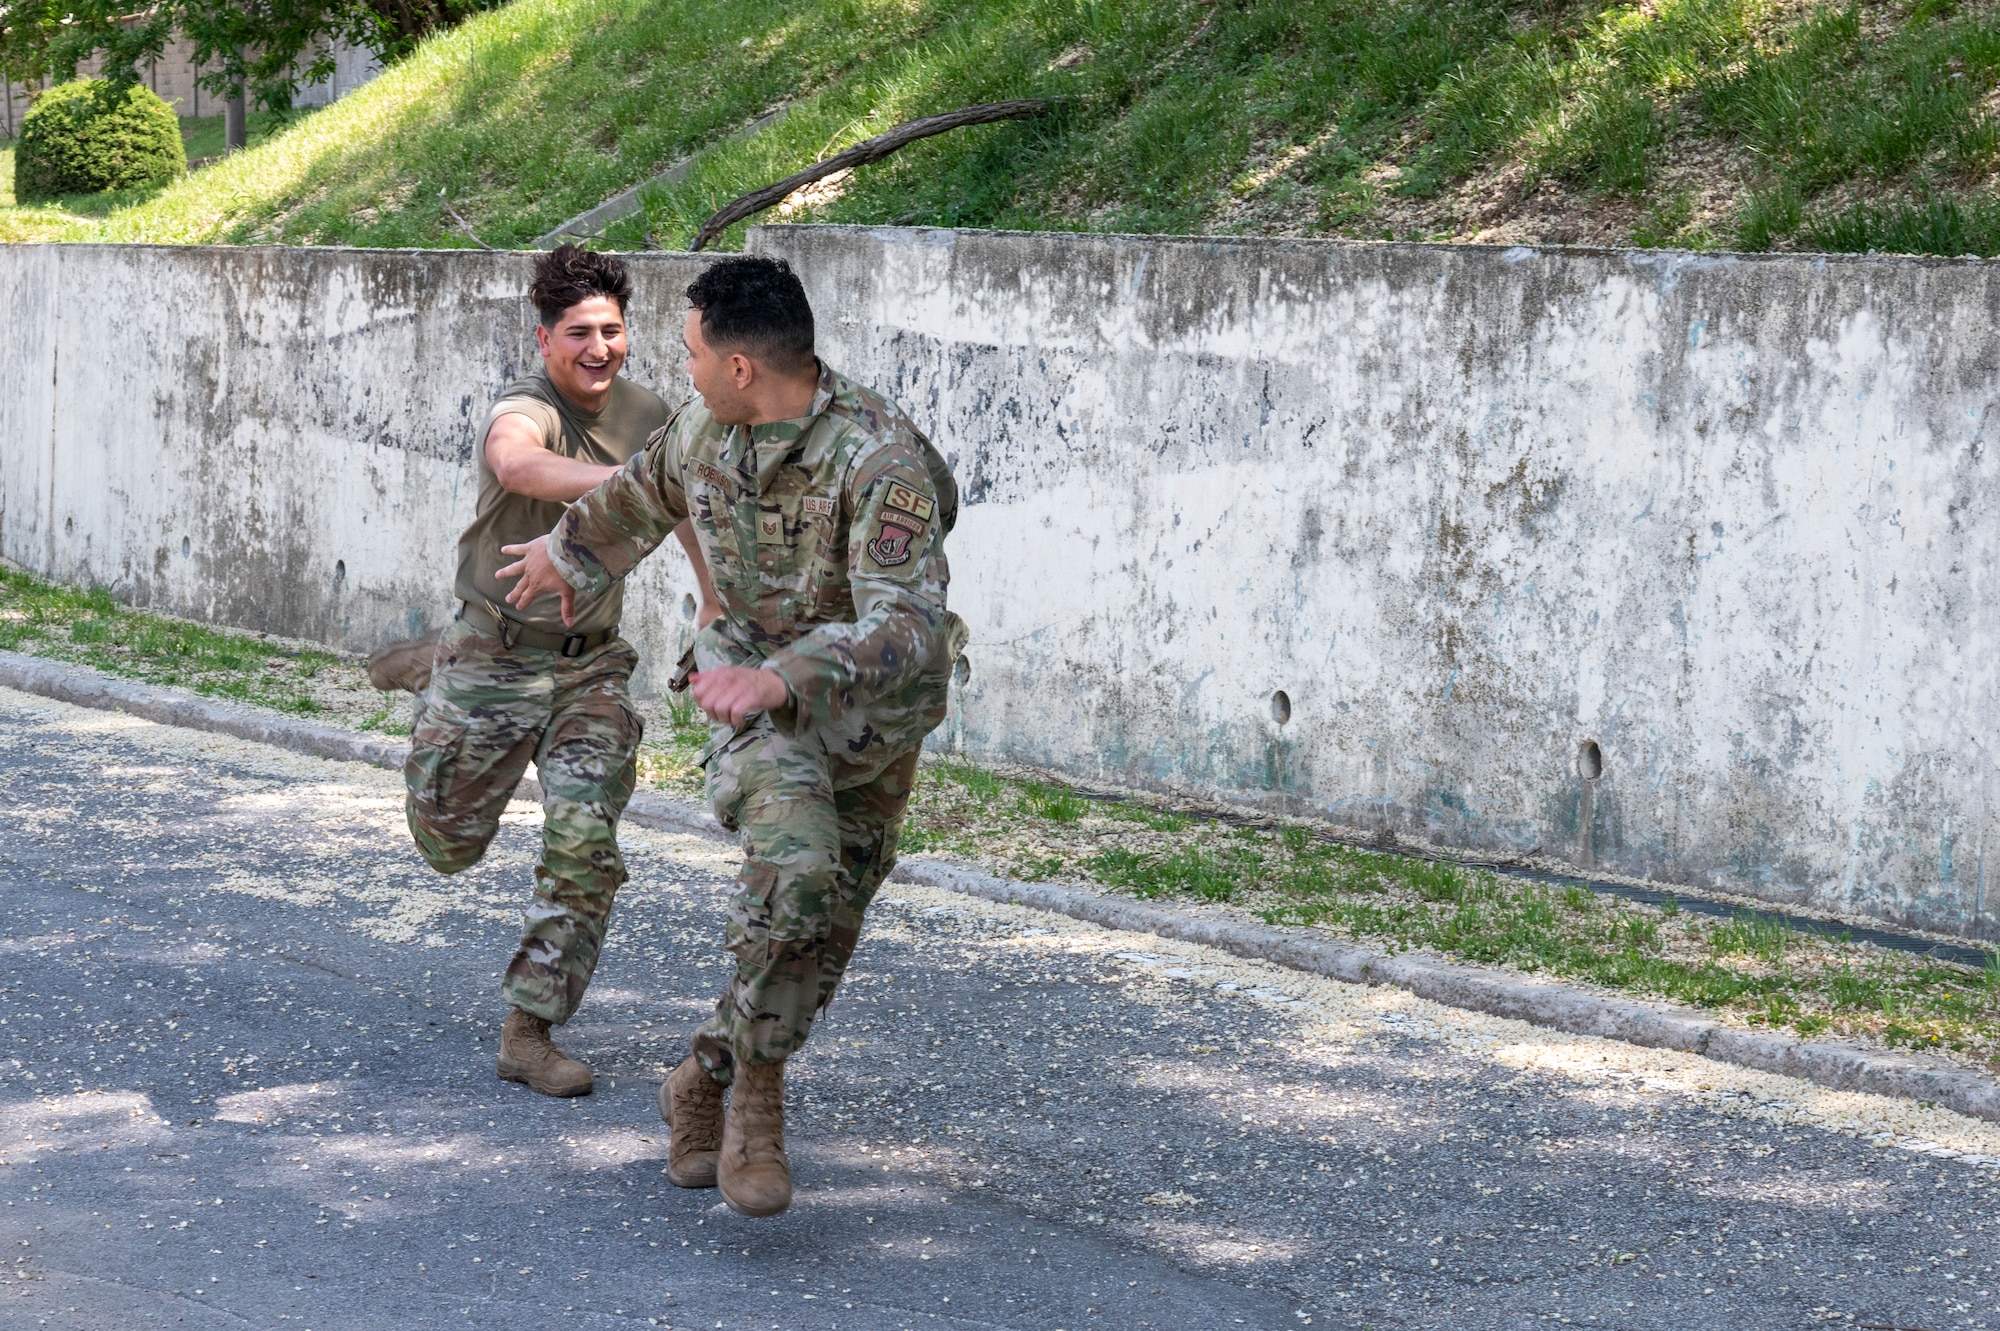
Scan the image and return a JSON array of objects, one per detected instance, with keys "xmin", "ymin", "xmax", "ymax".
[
  {"xmin": 691, "ymin": 1029, "xmax": 736, "ymax": 1085},
  {"xmin": 501, "ymin": 973, "xmax": 584, "ymax": 1027}
]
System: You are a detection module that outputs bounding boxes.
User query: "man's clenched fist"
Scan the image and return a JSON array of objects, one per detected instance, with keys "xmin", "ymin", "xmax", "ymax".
[{"xmin": 690, "ymin": 666, "xmax": 790, "ymax": 729}]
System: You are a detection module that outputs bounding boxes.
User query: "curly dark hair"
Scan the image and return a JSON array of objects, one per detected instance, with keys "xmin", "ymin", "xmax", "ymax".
[
  {"xmin": 685, "ymin": 256, "xmax": 815, "ymax": 374},
  {"xmin": 530, "ymin": 244, "xmax": 633, "ymax": 327}
]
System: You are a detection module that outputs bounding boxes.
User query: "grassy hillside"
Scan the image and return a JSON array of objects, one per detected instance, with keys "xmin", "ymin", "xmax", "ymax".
[{"xmin": 2, "ymin": 0, "xmax": 1997, "ymax": 254}]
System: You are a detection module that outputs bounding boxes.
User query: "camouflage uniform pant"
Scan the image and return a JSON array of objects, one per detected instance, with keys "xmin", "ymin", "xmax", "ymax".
[
  {"xmin": 404, "ymin": 616, "xmax": 642, "ymax": 1025},
  {"xmin": 693, "ymin": 715, "xmax": 920, "ymax": 1078}
]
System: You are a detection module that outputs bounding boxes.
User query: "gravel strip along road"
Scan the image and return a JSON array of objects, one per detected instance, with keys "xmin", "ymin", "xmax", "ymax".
[{"xmin": 2, "ymin": 687, "xmax": 1998, "ymax": 1330}]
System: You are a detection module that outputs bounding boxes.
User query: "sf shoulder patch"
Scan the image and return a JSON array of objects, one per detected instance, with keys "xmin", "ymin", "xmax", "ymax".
[
  {"xmin": 863, "ymin": 480, "xmax": 936, "ymax": 573},
  {"xmin": 883, "ymin": 481, "xmax": 936, "ymax": 524}
]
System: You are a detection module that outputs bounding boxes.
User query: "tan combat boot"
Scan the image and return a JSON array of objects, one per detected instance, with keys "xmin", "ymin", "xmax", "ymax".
[
  {"xmin": 496, "ymin": 1009, "xmax": 593, "ymax": 1097},
  {"xmin": 367, "ymin": 630, "xmax": 442, "ymax": 694},
  {"xmin": 658, "ymin": 1056, "xmax": 724, "ymax": 1188},
  {"xmin": 717, "ymin": 1059, "xmax": 791, "ymax": 1217}
]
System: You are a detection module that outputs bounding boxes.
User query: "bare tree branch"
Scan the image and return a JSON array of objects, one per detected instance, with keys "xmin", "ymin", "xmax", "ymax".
[
  {"xmin": 689, "ymin": 99, "xmax": 1052, "ymax": 251},
  {"xmin": 438, "ymin": 187, "xmax": 494, "ymax": 251}
]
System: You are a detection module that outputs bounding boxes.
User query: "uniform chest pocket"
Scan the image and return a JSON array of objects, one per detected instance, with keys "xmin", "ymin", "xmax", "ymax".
[
  {"xmin": 752, "ymin": 496, "xmax": 814, "ymax": 622},
  {"xmin": 689, "ymin": 480, "xmax": 749, "ymax": 577},
  {"xmin": 799, "ymin": 495, "xmax": 851, "ymax": 621}
]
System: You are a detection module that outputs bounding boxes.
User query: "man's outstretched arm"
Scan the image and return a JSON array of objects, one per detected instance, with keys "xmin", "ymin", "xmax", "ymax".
[
  {"xmin": 486, "ymin": 412, "xmax": 621, "ymax": 502},
  {"xmin": 496, "ymin": 424, "xmax": 693, "ymax": 625},
  {"xmin": 495, "ymin": 516, "xmax": 712, "ymax": 630}
]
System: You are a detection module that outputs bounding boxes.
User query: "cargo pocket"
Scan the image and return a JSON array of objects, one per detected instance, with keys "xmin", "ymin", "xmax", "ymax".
[
  {"xmin": 725, "ymin": 859, "xmax": 781, "ymax": 958},
  {"xmin": 597, "ymin": 698, "xmax": 644, "ymax": 824},
  {"xmin": 404, "ymin": 715, "xmax": 481, "ymax": 874},
  {"xmin": 542, "ymin": 694, "xmax": 642, "ymax": 813}
]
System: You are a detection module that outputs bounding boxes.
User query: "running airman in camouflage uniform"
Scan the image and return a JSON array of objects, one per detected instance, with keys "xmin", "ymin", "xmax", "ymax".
[
  {"xmin": 549, "ymin": 362, "xmax": 961, "ymax": 1076},
  {"xmin": 405, "ymin": 621, "xmax": 641, "ymax": 1022},
  {"xmin": 379, "ymin": 244, "xmax": 717, "ymax": 1101}
]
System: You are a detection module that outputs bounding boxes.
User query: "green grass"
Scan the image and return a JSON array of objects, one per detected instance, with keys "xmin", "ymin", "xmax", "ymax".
[
  {"xmin": 0, "ymin": 563, "xmax": 333, "ymax": 714},
  {"xmin": 1801, "ymin": 189, "xmax": 2000, "ymax": 254},
  {"xmin": 1091, "ymin": 838, "xmax": 1267, "ymax": 903},
  {"xmin": 632, "ymin": 682, "xmax": 714, "ymax": 797},
  {"xmin": 0, "ymin": 0, "xmax": 1990, "ymax": 253},
  {"xmin": 177, "ymin": 111, "xmax": 288, "ymax": 163},
  {"xmin": 0, "ymin": 139, "xmax": 83, "ymax": 240},
  {"xmin": 1018, "ymin": 780, "xmax": 1089, "ymax": 824},
  {"xmin": 900, "ymin": 759, "xmax": 2000, "ymax": 1066},
  {"xmin": 0, "ymin": 113, "xmax": 287, "ymax": 239},
  {"xmin": 1101, "ymin": 826, "xmax": 1999, "ymax": 1056}
]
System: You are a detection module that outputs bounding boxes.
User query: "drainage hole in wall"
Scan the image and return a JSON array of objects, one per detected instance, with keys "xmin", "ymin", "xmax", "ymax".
[
  {"xmin": 952, "ymin": 654, "xmax": 971, "ymax": 686},
  {"xmin": 1578, "ymin": 739, "xmax": 1604, "ymax": 781},
  {"xmin": 180, "ymin": 537, "xmax": 190, "ymax": 558},
  {"xmin": 680, "ymin": 593, "xmax": 696, "ymax": 622},
  {"xmin": 1270, "ymin": 690, "xmax": 1292, "ymax": 725},
  {"xmin": 334, "ymin": 560, "xmax": 346, "ymax": 585}
]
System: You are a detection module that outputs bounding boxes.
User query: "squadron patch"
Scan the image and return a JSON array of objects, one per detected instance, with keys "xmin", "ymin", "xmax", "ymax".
[{"xmin": 866, "ymin": 515, "xmax": 921, "ymax": 567}]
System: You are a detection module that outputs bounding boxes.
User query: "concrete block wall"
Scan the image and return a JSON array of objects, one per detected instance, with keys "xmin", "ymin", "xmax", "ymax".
[{"xmin": 2, "ymin": 229, "xmax": 1997, "ymax": 941}]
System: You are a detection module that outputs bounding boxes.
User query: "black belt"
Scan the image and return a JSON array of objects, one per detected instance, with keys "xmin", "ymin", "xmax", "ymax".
[{"xmin": 457, "ymin": 600, "xmax": 616, "ymax": 658}]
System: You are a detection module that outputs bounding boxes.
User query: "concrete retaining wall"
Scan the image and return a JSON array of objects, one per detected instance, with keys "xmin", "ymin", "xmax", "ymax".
[
  {"xmin": 3, "ymin": 229, "xmax": 1997, "ymax": 939},
  {"xmin": 0, "ymin": 244, "xmax": 714, "ymax": 693}
]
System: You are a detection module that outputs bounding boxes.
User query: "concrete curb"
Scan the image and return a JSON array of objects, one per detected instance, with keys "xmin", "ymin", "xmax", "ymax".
[
  {"xmin": 5, "ymin": 649, "xmax": 1997, "ymax": 1123},
  {"xmin": 0, "ymin": 652, "xmax": 409, "ymax": 769},
  {"xmin": 891, "ymin": 861, "xmax": 2000, "ymax": 1123}
]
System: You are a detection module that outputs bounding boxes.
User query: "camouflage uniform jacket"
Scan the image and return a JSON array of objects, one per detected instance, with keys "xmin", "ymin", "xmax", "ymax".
[{"xmin": 548, "ymin": 362, "xmax": 958, "ymax": 768}]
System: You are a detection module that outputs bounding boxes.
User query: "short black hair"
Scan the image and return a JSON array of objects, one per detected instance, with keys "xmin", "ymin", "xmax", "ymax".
[
  {"xmin": 685, "ymin": 256, "xmax": 815, "ymax": 375},
  {"xmin": 530, "ymin": 244, "xmax": 632, "ymax": 327}
]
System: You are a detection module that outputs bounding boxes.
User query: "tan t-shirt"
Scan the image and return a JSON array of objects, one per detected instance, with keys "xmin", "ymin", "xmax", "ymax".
[{"xmin": 453, "ymin": 370, "xmax": 669, "ymax": 635}]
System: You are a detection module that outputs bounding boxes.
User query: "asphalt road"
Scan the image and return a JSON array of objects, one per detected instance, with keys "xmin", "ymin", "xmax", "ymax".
[{"xmin": 1, "ymin": 686, "xmax": 1997, "ymax": 1331}]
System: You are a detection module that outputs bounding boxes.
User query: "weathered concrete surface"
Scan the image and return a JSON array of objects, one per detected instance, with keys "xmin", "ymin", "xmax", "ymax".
[
  {"xmin": 762, "ymin": 227, "xmax": 2000, "ymax": 940},
  {"xmin": 0, "ymin": 245, "xmax": 713, "ymax": 697},
  {"xmin": 5, "ymin": 687, "xmax": 2000, "ymax": 1330},
  {"xmin": 5, "ymin": 233, "xmax": 2000, "ymax": 937}
]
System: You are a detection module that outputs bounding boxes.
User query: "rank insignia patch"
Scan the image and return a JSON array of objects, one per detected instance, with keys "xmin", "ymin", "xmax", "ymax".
[
  {"xmin": 883, "ymin": 482, "xmax": 936, "ymax": 523},
  {"xmin": 756, "ymin": 509, "xmax": 786, "ymax": 544}
]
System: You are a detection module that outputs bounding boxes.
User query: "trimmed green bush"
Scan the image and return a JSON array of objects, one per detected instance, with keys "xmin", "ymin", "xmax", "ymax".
[{"xmin": 15, "ymin": 79, "xmax": 186, "ymax": 202}]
